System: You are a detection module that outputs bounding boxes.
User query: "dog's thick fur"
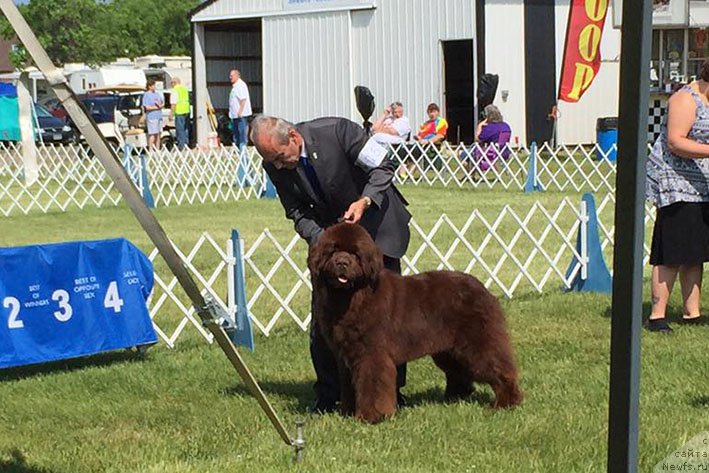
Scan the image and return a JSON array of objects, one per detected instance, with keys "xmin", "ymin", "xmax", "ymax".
[{"xmin": 308, "ymin": 223, "xmax": 523, "ymax": 423}]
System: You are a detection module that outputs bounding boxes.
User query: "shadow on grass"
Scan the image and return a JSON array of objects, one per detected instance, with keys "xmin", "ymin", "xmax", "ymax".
[
  {"xmin": 601, "ymin": 302, "xmax": 650, "ymax": 319},
  {"xmin": 601, "ymin": 302, "xmax": 709, "ymax": 325},
  {"xmin": 0, "ymin": 349, "xmax": 149, "ymax": 383},
  {"xmin": 405, "ymin": 387, "xmax": 494, "ymax": 407},
  {"xmin": 603, "ymin": 301, "xmax": 682, "ymax": 322},
  {"xmin": 223, "ymin": 380, "xmax": 314, "ymax": 412},
  {"xmin": 0, "ymin": 449, "xmax": 58, "ymax": 473},
  {"xmin": 223, "ymin": 382, "xmax": 494, "ymax": 414},
  {"xmin": 690, "ymin": 395, "xmax": 709, "ymax": 408}
]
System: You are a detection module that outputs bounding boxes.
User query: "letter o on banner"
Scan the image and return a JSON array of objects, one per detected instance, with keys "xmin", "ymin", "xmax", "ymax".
[
  {"xmin": 578, "ymin": 24, "xmax": 602, "ymax": 62},
  {"xmin": 585, "ymin": 0, "xmax": 608, "ymax": 22}
]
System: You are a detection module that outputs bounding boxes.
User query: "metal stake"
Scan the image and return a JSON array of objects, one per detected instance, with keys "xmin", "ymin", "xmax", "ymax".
[
  {"xmin": 294, "ymin": 419, "xmax": 306, "ymax": 463},
  {"xmin": 0, "ymin": 0, "xmax": 303, "ymax": 461}
]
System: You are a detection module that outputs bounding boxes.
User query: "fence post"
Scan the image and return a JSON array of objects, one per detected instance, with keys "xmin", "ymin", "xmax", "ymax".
[
  {"xmin": 260, "ymin": 171, "xmax": 277, "ymax": 199},
  {"xmin": 139, "ymin": 152, "xmax": 155, "ymax": 209},
  {"xmin": 229, "ymin": 229, "xmax": 255, "ymax": 351},
  {"xmin": 565, "ymin": 192, "xmax": 612, "ymax": 292},
  {"xmin": 524, "ymin": 141, "xmax": 543, "ymax": 192},
  {"xmin": 124, "ymin": 144, "xmax": 155, "ymax": 209},
  {"xmin": 122, "ymin": 143, "xmax": 134, "ymax": 178},
  {"xmin": 235, "ymin": 146, "xmax": 252, "ymax": 188}
]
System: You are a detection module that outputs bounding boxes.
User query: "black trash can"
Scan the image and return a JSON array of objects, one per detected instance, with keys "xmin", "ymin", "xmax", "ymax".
[{"xmin": 596, "ymin": 117, "xmax": 618, "ymax": 161}]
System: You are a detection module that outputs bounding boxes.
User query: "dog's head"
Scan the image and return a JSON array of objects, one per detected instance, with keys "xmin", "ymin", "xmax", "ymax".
[{"xmin": 308, "ymin": 223, "xmax": 384, "ymax": 290}]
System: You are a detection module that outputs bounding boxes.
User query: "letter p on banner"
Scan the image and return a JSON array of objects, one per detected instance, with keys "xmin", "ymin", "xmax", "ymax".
[{"xmin": 559, "ymin": 0, "xmax": 609, "ymax": 103}]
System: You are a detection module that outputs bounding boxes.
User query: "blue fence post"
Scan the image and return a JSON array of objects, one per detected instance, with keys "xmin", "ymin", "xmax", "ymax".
[
  {"xmin": 260, "ymin": 171, "xmax": 277, "ymax": 199},
  {"xmin": 122, "ymin": 143, "xmax": 134, "ymax": 178},
  {"xmin": 524, "ymin": 141, "xmax": 544, "ymax": 193},
  {"xmin": 235, "ymin": 147, "xmax": 252, "ymax": 188},
  {"xmin": 230, "ymin": 229, "xmax": 255, "ymax": 351},
  {"xmin": 565, "ymin": 192, "xmax": 612, "ymax": 293},
  {"xmin": 139, "ymin": 152, "xmax": 155, "ymax": 209}
]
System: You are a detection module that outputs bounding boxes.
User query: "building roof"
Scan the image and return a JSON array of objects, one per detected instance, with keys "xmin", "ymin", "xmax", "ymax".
[{"xmin": 189, "ymin": 0, "xmax": 220, "ymax": 18}]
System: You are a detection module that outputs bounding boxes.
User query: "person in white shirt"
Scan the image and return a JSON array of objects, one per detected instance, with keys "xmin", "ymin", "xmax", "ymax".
[
  {"xmin": 371, "ymin": 101, "xmax": 411, "ymax": 145},
  {"xmin": 228, "ymin": 69, "xmax": 253, "ymax": 150},
  {"xmin": 372, "ymin": 102, "xmax": 413, "ymax": 178}
]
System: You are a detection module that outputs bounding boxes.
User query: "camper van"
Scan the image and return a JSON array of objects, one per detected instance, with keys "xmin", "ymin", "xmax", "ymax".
[{"xmin": 67, "ymin": 68, "xmax": 147, "ymax": 95}]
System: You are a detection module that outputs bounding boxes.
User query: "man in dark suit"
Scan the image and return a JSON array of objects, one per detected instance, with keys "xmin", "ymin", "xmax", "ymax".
[{"xmin": 250, "ymin": 115, "xmax": 411, "ymax": 413}]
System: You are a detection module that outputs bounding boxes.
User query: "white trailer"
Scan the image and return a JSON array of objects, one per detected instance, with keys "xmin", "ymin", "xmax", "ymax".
[{"xmin": 67, "ymin": 68, "xmax": 147, "ymax": 95}]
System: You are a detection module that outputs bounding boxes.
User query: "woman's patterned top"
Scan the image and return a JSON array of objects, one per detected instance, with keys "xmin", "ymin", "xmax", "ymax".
[{"xmin": 647, "ymin": 84, "xmax": 709, "ymax": 208}]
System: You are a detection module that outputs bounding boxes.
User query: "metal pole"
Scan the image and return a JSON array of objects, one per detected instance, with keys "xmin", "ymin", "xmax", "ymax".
[
  {"xmin": 0, "ymin": 0, "xmax": 299, "ymax": 455},
  {"xmin": 608, "ymin": 1, "xmax": 652, "ymax": 472}
]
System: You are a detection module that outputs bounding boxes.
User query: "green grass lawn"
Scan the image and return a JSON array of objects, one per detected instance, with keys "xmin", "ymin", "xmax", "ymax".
[{"xmin": 0, "ymin": 187, "xmax": 707, "ymax": 472}]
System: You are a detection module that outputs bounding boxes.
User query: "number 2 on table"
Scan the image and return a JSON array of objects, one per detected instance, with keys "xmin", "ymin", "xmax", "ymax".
[{"xmin": 4, "ymin": 297, "xmax": 22, "ymax": 329}]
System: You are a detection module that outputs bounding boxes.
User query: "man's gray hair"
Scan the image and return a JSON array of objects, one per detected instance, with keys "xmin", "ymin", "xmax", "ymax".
[{"xmin": 249, "ymin": 115, "xmax": 294, "ymax": 145}]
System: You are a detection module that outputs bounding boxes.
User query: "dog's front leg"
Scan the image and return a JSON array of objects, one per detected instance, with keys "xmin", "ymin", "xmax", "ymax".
[
  {"xmin": 351, "ymin": 353, "xmax": 397, "ymax": 423},
  {"xmin": 337, "ymin": 358, "xmax": 355, "ymax": 416}
]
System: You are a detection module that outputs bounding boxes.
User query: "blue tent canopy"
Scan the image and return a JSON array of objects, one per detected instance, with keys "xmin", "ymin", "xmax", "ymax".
[
  {"xmin": 0, "ymin": 83, "xmax": 21, "ymax": 141},
  {"xmin": 0, "ymin": 82, "xmax": 18, "ymax": 98}
]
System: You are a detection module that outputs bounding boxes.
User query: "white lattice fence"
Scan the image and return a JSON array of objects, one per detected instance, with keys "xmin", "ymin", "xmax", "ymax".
[
  {"xmin": 594, "ymin": 193, "xmax": 657, "ymax": 267},
  {"xmin": 149, "ymin": 197, "xmax": 657, "ymax": 344},
  {"xmin": 387, "ymin": 141, "xmax": 626, "ymax": 193},
  {"xmin": 145, "ymin": 231, "xmax": 246, "ymax": 348},
  {"xmin": 0, "ymin": 142, "xmax": 266, "ymax": 216},
  {"xmin": 2, "ymin": 141, "xmax": 658, "ymax": 216},
  {"xmin": 143, "ymin": 146, "xmax": 267, "ymax": 206}
]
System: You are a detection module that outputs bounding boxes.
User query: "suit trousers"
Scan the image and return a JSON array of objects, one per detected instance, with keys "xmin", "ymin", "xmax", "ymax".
[{"xmin": 310, "ymin": 255, "xmax": 407, "ymax": 406}]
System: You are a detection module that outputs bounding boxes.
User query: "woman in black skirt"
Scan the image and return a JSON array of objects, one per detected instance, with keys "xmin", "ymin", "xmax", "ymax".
[{"xmin": 646, "ymin": 61, "xmax": 709, "ymax": 333}]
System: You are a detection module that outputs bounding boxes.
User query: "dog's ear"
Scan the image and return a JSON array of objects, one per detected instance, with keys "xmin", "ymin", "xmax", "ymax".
[
  {"xmin": 308, "ymin": 238, "xmax": 332, "ymax": 280},
  {"xmin": 358, "ymin": 240, "xmax": 384, "ymax": 285}
]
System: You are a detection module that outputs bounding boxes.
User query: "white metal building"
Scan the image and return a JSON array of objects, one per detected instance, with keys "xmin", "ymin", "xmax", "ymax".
[
  {"xmin": 190, "ymin": 0, "xmax": 623, "ymax": 147},
  {"xmin": 191, "ymin": 0, "xmax": 481, "ymax": 145}
]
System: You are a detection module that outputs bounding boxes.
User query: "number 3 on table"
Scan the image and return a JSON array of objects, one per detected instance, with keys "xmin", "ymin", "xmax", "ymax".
[{"xmin": 52, "ymin": 289, "xmax": 72, "ymax": 322}]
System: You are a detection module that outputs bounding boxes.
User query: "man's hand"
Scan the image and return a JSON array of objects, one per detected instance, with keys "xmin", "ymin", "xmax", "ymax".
[{"xmin": 343, "ymin": 197, "xmax": 371, "ymax": 224}]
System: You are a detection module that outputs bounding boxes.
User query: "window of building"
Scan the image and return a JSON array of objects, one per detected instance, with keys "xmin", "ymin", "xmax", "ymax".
[
  {"xmin": 652, "ymin": 27, "xmax": 709, "ymax": 92},
  {"xmin": 688, "ymin": 27, "xmax": 709, "ymax": 80}
]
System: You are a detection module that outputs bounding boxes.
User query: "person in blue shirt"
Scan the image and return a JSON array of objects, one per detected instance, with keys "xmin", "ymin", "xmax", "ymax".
[{"xmin": 143, "ymin": 79, "xmax": 164, "ymax": 149}]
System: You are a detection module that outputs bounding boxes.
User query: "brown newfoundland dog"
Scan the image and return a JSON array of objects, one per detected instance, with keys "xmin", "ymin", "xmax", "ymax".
[{"xmin": 308, "ymin": 222, "xmax": 522, "ymax": 423}]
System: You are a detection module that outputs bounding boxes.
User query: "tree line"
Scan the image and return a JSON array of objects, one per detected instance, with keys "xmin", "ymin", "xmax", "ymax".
[{"xmin": 1, "ymin": 0, "xmax": 202, "ymax": 68}]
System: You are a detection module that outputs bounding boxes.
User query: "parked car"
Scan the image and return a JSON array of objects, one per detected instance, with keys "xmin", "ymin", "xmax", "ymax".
[
  {"xmin": 38, "ymin": 95, "xmax": 68, "ymax": 120},
  {"xmin": 1, "ymin": 85, "xmax": 74, "ymax": 144},
  {"xmin": 34, "ymin": 103, "xmax": 76, "ymax": 144}
]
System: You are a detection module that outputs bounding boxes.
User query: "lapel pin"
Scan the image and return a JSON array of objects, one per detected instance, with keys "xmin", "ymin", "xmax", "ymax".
[{"xmin": 312, "ymin": 152, "xmax": 318, "ymax": 161}]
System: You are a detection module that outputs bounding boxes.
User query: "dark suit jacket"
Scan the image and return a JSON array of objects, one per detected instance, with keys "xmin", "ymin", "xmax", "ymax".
[{"xmin": 264, "ymin": 117, "xmax": 411, "ymax": 258}]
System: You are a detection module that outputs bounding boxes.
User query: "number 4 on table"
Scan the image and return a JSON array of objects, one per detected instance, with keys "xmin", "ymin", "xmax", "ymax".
[{"xmin": 104, "ymin": 281, "xmax": 124, "ymax": 314}]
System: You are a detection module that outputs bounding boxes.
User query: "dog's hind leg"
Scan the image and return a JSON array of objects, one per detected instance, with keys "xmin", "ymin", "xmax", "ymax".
[
  {"xmin": 432, "ymin": 352, "xmax": 475, "ymax": 401},
  {"xmin": 351, "ymin": 353, "xmax": 398, "ymax": 423},
  {"xmin": 458, "ymin": 343, "xmax": 522, "ymax": 409}
]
